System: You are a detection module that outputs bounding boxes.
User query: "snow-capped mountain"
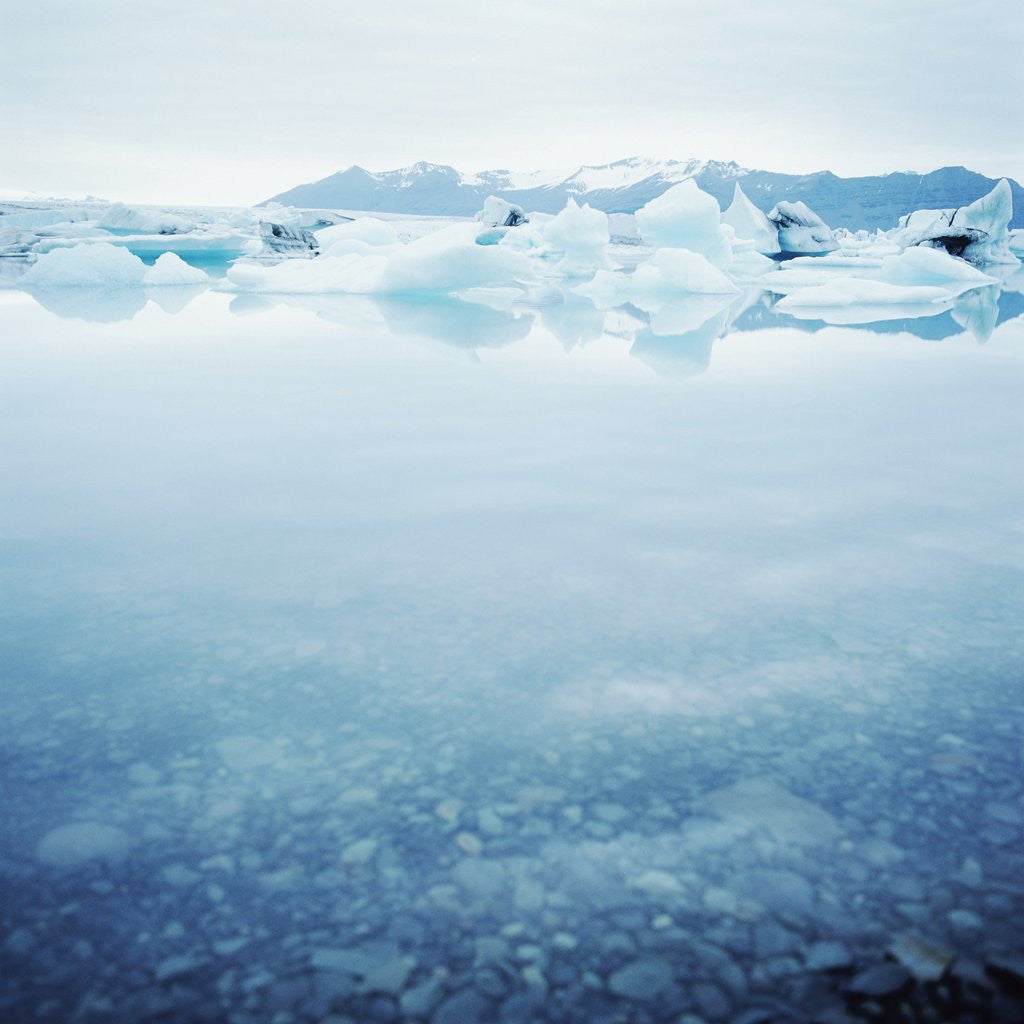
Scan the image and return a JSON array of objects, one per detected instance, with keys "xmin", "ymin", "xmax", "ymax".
[{"xmin": 265, "ymin": 158, "xmax": 1024, "ymax": 231}]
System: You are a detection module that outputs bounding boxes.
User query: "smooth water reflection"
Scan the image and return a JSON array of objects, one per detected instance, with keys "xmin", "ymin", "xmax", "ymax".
[{"xmin": 1, "ymin": 286, "xmax": 1022, "ymax": 1023}]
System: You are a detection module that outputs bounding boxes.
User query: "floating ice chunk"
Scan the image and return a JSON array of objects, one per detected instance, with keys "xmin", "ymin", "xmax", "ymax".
[
  {"xmin": 722, "ymin": 183, "xmax": 780, "ymax": 254},
  {"xmin": 97, "ymin": 202, "xmax": 195, "ymax": 234},
  {"xmin": 729, "ymin": 249, "xmax": 777, "ymax": 280},
  {"xmin": 142, "ymin": 252, "xmax": 209, "ymax": 287},
  {"xmin": 381, "ymin": 223, "xmax": 533, "ymax": 292},
  {"xmin": 635, "ymin": 180, "xmax": 732, "ymax": 267},
  {"xmin": 315, "ymin": 217, "xmax": 399, "ymax": 249},
  {"xmin": 259, "ymin": 221, "xmax": 318, "ymax": 256},
  {"xmin": 542, "ymin": 200, "xmax": 610, "ymax": 274},
  {"xmin": 872, "ymin": 246, "xmax": 997, "ymax": 294},
  {"xmin": 767, "ymin": 200, "xmax": 837, "ymax": 254},
  {"xmin": 574, "ymin": 269, "xmax": 629, "ymax": 309},
  {"xmin": 906, "ymin": 179, "xmax": 1018, "ymax": 265},
  {"xmin": 33, "ymin": 231, "xmax": 253, "ymax": 261},
  {"xmin": 226, "ymin": 252, "xmax": 388, "ymax": 294},
  {"xmin": 898, "ymin": 207, "xmax": 954, "ymax": 231},
  {"xmin": 476, "ymin": 195, "xmax": 528, "ymax": 228},
  {"xmin": 633, "ymin": 248, "xmax": 740, "ymax": 296},
  {"xmin": 258, "ymin": 202, "xmax": 303, "ymax": 229},
  {"xmin": 776, "ymin": 278, "xmax": 957, "ymax": 308},
  {"xmin": 21, "ymin": 242, "xmax": 147, "ymax": 288},
  {"xmin": 608, "ymin": 212, "xmax": 641, "ymax": 245},
  {"xmin": 37, "ymin": 822, "xmax": 133, "ymax": 867}
]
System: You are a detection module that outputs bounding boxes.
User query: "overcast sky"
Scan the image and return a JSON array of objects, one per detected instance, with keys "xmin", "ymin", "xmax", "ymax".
[{"xmin": 3, "ymin": 0, "xmax": 1022, "ymax": 205}]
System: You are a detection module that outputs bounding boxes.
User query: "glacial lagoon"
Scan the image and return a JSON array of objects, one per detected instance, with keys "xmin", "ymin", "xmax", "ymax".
[{"xmin": 1, "ymin": 281, "xmax": 1023, "ymax": 1023}]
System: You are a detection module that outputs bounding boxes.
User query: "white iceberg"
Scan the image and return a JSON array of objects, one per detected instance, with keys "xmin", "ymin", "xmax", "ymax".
[
  {"xmin": 382, "ymin": 223, "xmax": 533, "ymax": 292},
  {"xmin": 542, "ymin": 199, "xmax": 610, "ymax": 274},
  {"xmin": 608, "ymin": 213, "xmax": 641, "ymax": 245},
  {"xmin": 21, "ymin": 242, "xmax": 147, "ymax": 288},
  {"xmin": 258, "ymin": 221, "xmax": 318, "ymax": 256},
  {"xmin": 871, "ymin": 246, "xmax": 997, "ymax": 295},
  {"xmin": 97, "ymin": 202, "xmax": 195, "ymax": 235},
  {"xmin": 226, "ymin": 252, "xmax": 389, "ymax": 294},
  {"xmin": 634, "ymin": 180, "xmax": 732, "ymax": 267},
  {"xmin": 722, "ymin": 183, "xmax": 780, "ymax": 255},
  {"xmin": 767, "ymin": 200, "xmax": 838, "ymax": 255},
  {"xmin": 633, "ymin": 248, "xmax": 740, "ymax": 296},
  {"xmin": 315, "ymin": 217, "xmax": 399, "ymax": 250},
  {"xmin": 142, "ymin": 252, "xmax": 209, "ymax": 287},
  {"xmin": 904, "ymin": 179, "xmax": 1018, "ymax": 265},
  {"xmin": 476, "ymin": 195, "xmax": 528, "ymax": 228}
]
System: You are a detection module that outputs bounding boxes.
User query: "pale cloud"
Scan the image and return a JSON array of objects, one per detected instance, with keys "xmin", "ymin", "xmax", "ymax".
[{"xmin": 2, "ymin": 0, "xmax": 1021, "ymax": 204}]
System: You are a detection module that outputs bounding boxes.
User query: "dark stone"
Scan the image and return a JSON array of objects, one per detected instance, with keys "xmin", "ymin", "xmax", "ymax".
[
  {"xmin": 846, "ymin": 962, "xmax": 912, "ymax": 999},
  {"xmin": 433, "ymin": 987, "xmax": 491, "ymax": 1024}
]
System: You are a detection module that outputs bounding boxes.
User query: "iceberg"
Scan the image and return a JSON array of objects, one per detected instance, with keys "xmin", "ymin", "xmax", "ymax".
[
  {"xmin": 871, "ymin": 246, "xmax": 997, "ymax": 295},
  {"xmin": 634, "ymin": 180, "xmax": 732, "ymax": 267},
  {"xmin": 633, "ymin": 248, "xmax": 740, "ymax": 297},
  {"xmin": 722, "ymin": 183, "xmax": 780, "ymax": 255},
  {"xmin": 903, "ymin": 179, "xmax": 1019, "ymax": 265},
  {"xmin": 226, "ymin": 252, "xmax": 389, "ymax": 294},
  {"xmin": 767, "ymin": 200, "xmax": 838, "ymax": 255},
  {"xmin": 541, "ymin": 199, "xmax": 610, "ymax": 274},
  {"xmin": 21, "ymin": 242, "xmax": 147, "ymax": 288},
  {"xmin": 476, "ymin": 196, "xmax": 528, "ymax": 228},
  {"xmin": 382, "ymin": 223, "xmax": 533, "ymax": 292},
  {"xmin": 96, "ymin": 202, "xmax": 195, "ymax": 235},
  {"xmin": 258, "ymin": 221, "xmax": 319, "ymax": 256},
  {"xmin": 142, "ymin": 252, "xmax": 209, "ymax": 287},
  {"xmin": 607, "ymin": 213, "xmax": 641, "ymax": 245},
  {"xmin": 315, "ymin": 217, "xmax": 399, "ymax": 250},
  {"xmin": 226, "ymin": 223, "xmax": 532, "ymax": 295}
]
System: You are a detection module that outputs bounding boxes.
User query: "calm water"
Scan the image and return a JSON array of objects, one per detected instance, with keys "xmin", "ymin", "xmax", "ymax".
[{"xmin": 1, "ymin": 283, "xmax": 1023, "ymax": 1023}]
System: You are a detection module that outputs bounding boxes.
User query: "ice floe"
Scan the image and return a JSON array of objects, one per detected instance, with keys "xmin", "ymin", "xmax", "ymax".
[
  {"xmin": 899, "ymin": 179, "xmax": 1019, "ymax": 265},
  {"xmin": 723, "ymin": 183, "xmax": 780, "ymax": 255},
  {"xmin": 142, "ymin": 252, "xmax": 209, "ymax": 286},
  {"xmin": 21, "ymin": 241, "xmax": 148, "ymax": 288},
  {"xmin": 635, "ymin": 180, "xmax": 732, "ymax": 267},
  {"xmin": 768, "ymin": 200, "xmax": 838, "ymax": 255}
]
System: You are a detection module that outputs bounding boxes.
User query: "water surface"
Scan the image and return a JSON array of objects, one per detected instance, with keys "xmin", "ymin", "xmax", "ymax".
[{"xmin": 1, "ymin": 286, "xmax": 1022, "ymax": 1023}]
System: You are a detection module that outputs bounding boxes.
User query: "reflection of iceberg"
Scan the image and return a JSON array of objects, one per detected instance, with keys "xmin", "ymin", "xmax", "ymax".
[
  {"xmin": 537, "ymin": 290, "xmax": 607, "ymax": 351},
  {"xmin": 630, "ymin": 303, "xmax": 731, "ymax": 380},
  {"xmin": 27, "ymin": 286, "xmax": 148, "ymax": 323},
  {"xmin": 228, "ymin": 293, "xmax": 275, "ymax": 317},
  {"xmin": 375, "ymin": 294, "xmax": 534, "ymax": 350},
  {"xmin": 951, "ymin": 286, "xmax": 1000, "ymax": 344},
  {"xmin": 732, "ymin": 286, "xmax": 1023, "ymax": 343},
  {"xmin": 145, "ymin": 285, "xmax": 206, "ymax": 316},
  {"xmin": 641, "ymin": 292, "xmax": 734, "ymax": 337}
]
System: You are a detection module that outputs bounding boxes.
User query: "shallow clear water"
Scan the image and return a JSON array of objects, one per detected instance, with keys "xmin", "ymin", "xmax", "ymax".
[{"xmin": 1, "ymin": 285, "xmax": 1023, "ymax": 1023}]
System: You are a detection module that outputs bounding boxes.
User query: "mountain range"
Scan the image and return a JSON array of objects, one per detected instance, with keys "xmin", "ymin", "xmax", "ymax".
[{"xmin": 265, "ymin": 157, "xmax": 1024, "ymax": 231}]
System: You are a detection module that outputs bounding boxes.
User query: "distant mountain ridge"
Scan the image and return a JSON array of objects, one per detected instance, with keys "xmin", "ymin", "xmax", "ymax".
[{"xmin": 265, "ymin": 157, "xmax": 1024, "ymax": 231}]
